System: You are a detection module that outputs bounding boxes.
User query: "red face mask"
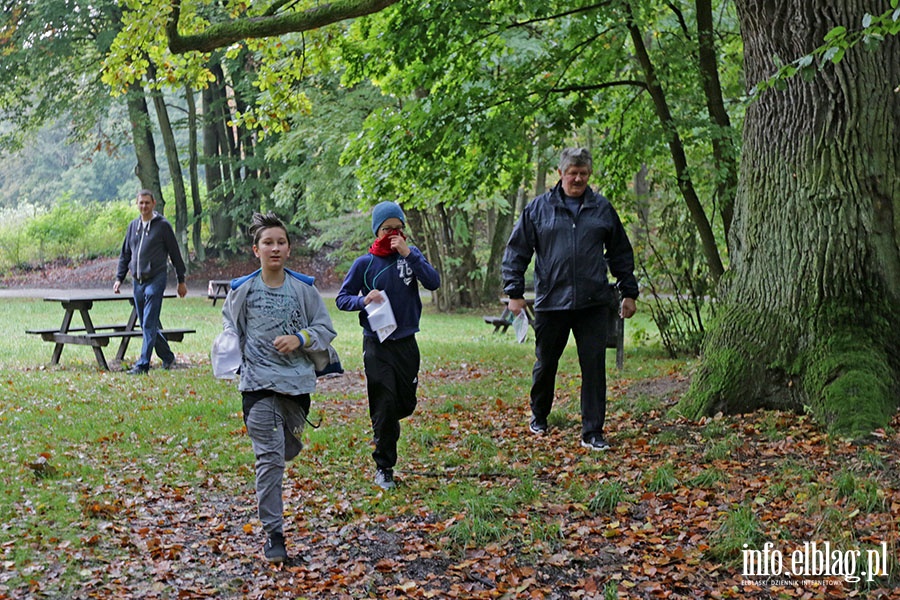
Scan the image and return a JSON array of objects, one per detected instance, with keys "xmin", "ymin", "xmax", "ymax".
[{"xmin": 369, "ymin": 229, "xmax": 406, "ymax": 257}]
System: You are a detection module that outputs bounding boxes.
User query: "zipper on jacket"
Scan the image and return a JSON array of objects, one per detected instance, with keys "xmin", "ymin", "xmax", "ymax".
[
  {"xmin": 571, "ymin": 219, "xmax": 578, "ymax": 307},
  {"xmin": 136, "ymin": 220, "xmax": 148, "ymax": 280}
]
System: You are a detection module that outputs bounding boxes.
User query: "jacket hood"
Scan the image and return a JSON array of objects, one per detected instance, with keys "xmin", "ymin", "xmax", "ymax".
[{"xmin": 231, "ymin": 268, "xmax": 315, "ymax": 290}]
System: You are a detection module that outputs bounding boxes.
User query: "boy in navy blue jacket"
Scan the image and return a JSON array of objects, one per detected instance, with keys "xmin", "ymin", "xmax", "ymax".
[{"xmin": 336, "ymin": 202, "xmax": 441, "ymax": 489}]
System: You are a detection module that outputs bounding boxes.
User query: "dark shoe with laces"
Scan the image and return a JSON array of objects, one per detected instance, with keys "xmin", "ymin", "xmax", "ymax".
[
  {"xmin": 374, "ymin": 468, "xmax": 397, "ymax": 490},
  {"xmin": 581, "ymin": 435, "xmax": 610, "ymax": 451},
  {"xmin": 529, "ymin": 418, "xmax": 548, "ymax": 435},
  {"xmin": 264, "ymin": 532, "xmax": 287, "ymax": 564},
  {"xmin": 126, "ymin": 365, "xmax": 149, "ymax": 375},
  {"xmin": 162, "ymin": 358, "xmax": 176, "ymax": 370}
]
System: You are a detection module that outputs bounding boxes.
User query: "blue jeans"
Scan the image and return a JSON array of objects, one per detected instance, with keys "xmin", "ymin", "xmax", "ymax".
[{"xmin": 132, "ymin": 270, "xmax": 174, "ymax": 369}]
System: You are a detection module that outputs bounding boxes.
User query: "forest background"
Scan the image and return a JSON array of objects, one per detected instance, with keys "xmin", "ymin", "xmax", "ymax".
[
  {"xmin": 2, "ymin": 2, "xmax": 900, "ymax": 437},
  {"xmin": 2, "ymin": 1, "xmax": 900, "ymax": 598}
]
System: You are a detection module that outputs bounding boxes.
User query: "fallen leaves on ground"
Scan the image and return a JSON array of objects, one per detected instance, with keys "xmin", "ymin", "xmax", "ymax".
[{"xmin": 2, "ymin": 369, "xmax": 899, "ymax": 599}]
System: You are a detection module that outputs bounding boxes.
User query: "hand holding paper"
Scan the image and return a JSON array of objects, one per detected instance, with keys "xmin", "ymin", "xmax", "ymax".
[
  {"xmin": 512, "ymin": 311, "xmax": 529, "ymax": 343},
  {"xmin": 365, "ymin": 291, "xmax": 397, "ymax": 342}
]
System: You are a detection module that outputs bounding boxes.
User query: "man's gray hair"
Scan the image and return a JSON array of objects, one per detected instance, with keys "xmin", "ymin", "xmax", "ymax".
[{"xmin": 559, "ymin": 147, "xmax": 593, "ymax": 173}]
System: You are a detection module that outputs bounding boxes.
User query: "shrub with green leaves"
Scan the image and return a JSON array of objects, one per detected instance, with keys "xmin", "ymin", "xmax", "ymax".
[{"xmin": 3, "ymin": 199, "xmax": 132, "ymax": 270}]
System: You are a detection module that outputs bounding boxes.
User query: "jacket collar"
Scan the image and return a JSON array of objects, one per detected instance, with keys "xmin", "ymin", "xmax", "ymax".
[
  {"xmin": 548, "ymin": 181, "xmax": 600, "ymax": 208},
  {"xmin": 230, "ymin": 268, "xmax": 315, "ymax": 291}
]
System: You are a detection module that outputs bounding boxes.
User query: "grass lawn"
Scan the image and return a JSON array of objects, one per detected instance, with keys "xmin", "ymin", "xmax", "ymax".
[{"xmin": 0, "ymin": 295, "xmax": 898, "ymax": 598}]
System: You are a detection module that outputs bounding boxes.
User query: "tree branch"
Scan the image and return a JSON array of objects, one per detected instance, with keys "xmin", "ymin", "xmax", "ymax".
[
  {"xmin": 166, "ymin": 0, "xmax": 401, "ymax": 54},
  {"xmin": 548, "ymin": 80, "xmax": 647, "ymax": 94},
  {"xmin": 504, "ymin": 2, "xmax": 612, "ymax": 30}
]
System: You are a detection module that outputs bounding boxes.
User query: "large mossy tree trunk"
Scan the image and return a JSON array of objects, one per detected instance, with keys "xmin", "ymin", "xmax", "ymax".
[{"xmin": 679, "ymin": 0, "xmax": 900, "ymax": 435}]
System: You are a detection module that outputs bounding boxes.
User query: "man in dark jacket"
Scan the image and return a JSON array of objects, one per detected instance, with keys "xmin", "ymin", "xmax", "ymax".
[
  {"xmin": 114, "ymin": 189, "xmax": 187, "ymax": 374},
  {"xmin": 502, "ymin": 147, "xmax": 638, "ymax": 451}
]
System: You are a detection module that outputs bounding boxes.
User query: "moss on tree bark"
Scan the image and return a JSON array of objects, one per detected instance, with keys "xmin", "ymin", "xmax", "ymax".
[{"xmin": 679, "ymin": 0, "xmax": 900, "ymax": 436}]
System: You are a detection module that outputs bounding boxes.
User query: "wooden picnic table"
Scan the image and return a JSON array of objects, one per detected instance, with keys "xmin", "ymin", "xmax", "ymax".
[
  {"xmin": 207, "ymin": 279, "xmax": 231, "ymax": 305},
  {"xmin": 25, "ymin": 293, "xmax": 195, "ymax": 371}
]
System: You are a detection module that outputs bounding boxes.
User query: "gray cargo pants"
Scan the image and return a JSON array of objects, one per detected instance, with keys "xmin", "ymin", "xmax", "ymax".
[{"xmin": 244, "ymin": 394, "xmax": 309, "ymax": 535}]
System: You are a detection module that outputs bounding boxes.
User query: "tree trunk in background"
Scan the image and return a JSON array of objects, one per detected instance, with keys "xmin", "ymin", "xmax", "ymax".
[
  {"xmin": 185, "ymin": 86, "xmax": 205, "ymax": 261},
  {"xmin": 126, "ymin": 84, "xmax": 163, "ymax": 205},
  {"xmin": 230, "ymin": 81, "xmax": 261, "ymax": 223},
  {"xmin": 680, "ymin": 0, "xmax": 900, "ymax": 435},
  {"xmin": 626, "ymin": 4, "xmax": 725, "ymax": 283},
  {"xmin": 533, "ymin": 133, "xmax": 547, "ymax": 202},
  {"xmin": 482, "ymin": 187, "xmax": 518, "ymax": 302},
  {"xmin": 633, "ymin": 164, "xmax": 650, "ymax": 242},
  {"xmin": 147, "ymin": 64, "xmax": 189, "ymax": 261},
  {"xmin": 408, "ymin": 204, "xmax": 479, "ymax": 311},
  {"xmin": 206, "ymin": 62, "xmax": 236, "ymax": 249},
  {"xmin": 696, "ymin": 0, "xmax": 737, "ymax": 247},
  {"xmin": 201, "ymin": 85, "xmax": 225, "ymax": 248}
]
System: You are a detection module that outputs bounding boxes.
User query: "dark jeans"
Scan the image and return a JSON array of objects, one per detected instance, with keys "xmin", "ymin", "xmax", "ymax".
[
  {"xmin": 363, "ymin": 335, "xmax": 420, "ymax": 471},
  {"xmin": 132, "ymin": 270, "xmax": 174, "ymax": 369},
  {"xmin": 530, "ymin": 305, "xmax": 610, "ymax": 439}
]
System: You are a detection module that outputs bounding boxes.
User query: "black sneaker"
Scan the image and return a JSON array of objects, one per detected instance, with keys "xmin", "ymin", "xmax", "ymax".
[
  {"xmin": 529, "ymin": 418, "xmax": 548, "ymax": 435},
  {"xmin": 126, "ymin": 365, "xmax": 148, "ymax": 375},
  {"xmin": 162, "ymin": 358, "xmax": 176, "ymax": 370},
  {"xmin": 581, "ymin": 435, "xmax": 610, "ymax": 451},
  {"xmin": 374, "ymin": 468, "xmax": 397, "ymax": 490},
  {"xmin": 264, "ymin": 532, "xmax": 287, "ymax": 563}
]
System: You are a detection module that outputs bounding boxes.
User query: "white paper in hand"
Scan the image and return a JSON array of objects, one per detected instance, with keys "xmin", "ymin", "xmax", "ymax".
[
  {"xmin": 211, "ymin": 329, "xmax": 241, "ymax": 379},
  {"xmin": 513, "ymin": 311, "xmax": 528, "ymax": 343},
  {"xmin": 365, "ymin": 291, "xmax": 397, "ymax": 342}
]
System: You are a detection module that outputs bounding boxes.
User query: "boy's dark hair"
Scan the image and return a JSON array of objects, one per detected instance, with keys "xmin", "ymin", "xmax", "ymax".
[{"xmin": 249, "ymin": 212, "xmax": 290, "ymax": 246}]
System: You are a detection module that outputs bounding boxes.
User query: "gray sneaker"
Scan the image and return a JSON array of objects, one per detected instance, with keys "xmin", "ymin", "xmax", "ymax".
[
  {"xmin": 581, "ymin": 435, "xmax": 610, "ymax": 451},
  {"xmin": 374, "ymin": 468, "xmax": 397, "ymax": 490}
]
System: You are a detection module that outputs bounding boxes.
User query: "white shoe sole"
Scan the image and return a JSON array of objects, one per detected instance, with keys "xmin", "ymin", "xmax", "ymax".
[{"xmin": 581, "ymin": 440, "xmax": 610, "ymax": 451}]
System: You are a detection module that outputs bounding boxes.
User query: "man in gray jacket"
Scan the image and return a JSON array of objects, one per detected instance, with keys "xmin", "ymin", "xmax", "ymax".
[
  {"xmin": 502, "ymin": 147, "xmax": 639, "ymax": 451},
  {"xmin": 114, "ymin": 190, "xmax": 187, "ymax": 374}
]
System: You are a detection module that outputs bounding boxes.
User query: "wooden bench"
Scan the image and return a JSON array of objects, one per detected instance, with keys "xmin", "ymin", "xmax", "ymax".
[
  {"xmin": 29, "ymin": 328, "xmax": 195, "ymax": 368},
  {"xmin": 484, "ymin": 298, "xmax": 534, "ymax": 333},
  {"xmin": 26, "ymin": 324, "xmax": 131, "ymax": 341},
  {"xmin": 208, "ymin": 280, "xmax": 231, "ymax": 305},
  {"xmin": 483, "ymin": 309, "xmax": 515, "ymax": 333}
]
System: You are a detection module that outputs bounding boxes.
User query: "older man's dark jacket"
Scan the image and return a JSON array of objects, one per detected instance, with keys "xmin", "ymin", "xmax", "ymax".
[{"xmin": 502, "ymin": 182, "xmax": 639, "ymax": 311}]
